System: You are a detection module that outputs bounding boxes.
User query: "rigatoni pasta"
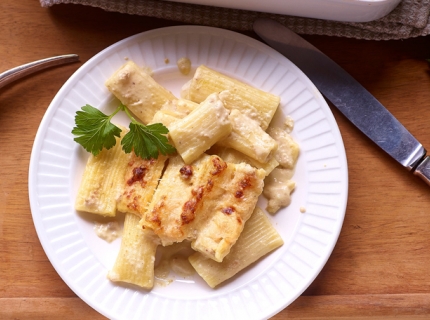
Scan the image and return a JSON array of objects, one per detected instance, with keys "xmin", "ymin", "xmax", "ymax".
[
  {"xmin": 190, "ymin": 162, "xmax": 266, "ymax": 262},
  {"xmin": 105, "ymin": 60, "xmax": 176, "ymax": 124},
  {"xmin": 140, "ymin": 154, "xmax": 210, "ymax": 245},
  {"xmin": 75, "ymin": 129, "xmax": 130, "ymax": 217},
  {"xmin": 116, "ymin": 153, "xmax": 167, "ymax": 217},
  {"xmin": 209, "ymin": 145, "xmax": 279, "ymax": 176},
  {"xmin": 168, "ymin": 93, "xmax": 232, "ymax": 164},
  {"xmin": 141, "ymin": 154, "xmax": 266, "ymax": 263},
  {"xmin": 188, "ymin": 207, "xmax": 284, "ymax": 288},
  {"xmin": 75, "ymin": 59, "xmax": 300, "ymax": 290},
  {"xmin": 181, "ymin": 65, "xmax": 280, "ymax": 130},
  {"xmin": 160, "ymin": 99, "xmax": 198, "ymax": 118},
  {"xmin": 217, "ymin": 109, "xmax": 278, "ymax": 163},
  {"xmin": 107, "ymin": 213, "xmax": 159, "ymax": 289}
]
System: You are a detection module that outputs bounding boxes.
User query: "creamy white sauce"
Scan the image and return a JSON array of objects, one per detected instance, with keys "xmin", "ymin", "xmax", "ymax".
[
  {"xmin": 263, "ymin": 168, "xmax": 295, "ymax": 214},
  {"xmin": 94, "ymin": 221, "xmax": 122, "ymax": 243},
  {"xmin": 253, "ymin": 144, "xmax": 269, "ymax": 163},
  {"xmin": 154, "ymin": 241, "xmax": 195, "ymax": 287},
  {"xmin": 218, "ymin": 90, "xmax": 261, "ymax": 124},
  {"xmin": 177, "ymin": 57, "xmax": 192, "ymax": 75},
  {"xmin": 267, "ymin": 126, "xmax": 299, "ymax": 169},
  {"xmin": 154, "ymin": 260, "xmax": 173, "ymax": 287},
  {"xmin": 170, "ymin": 255, "xmax": 196, "ymax": 277},
  {"xmin": 284, "ymin": 115, "xmax": 294, "ymax": 133}
]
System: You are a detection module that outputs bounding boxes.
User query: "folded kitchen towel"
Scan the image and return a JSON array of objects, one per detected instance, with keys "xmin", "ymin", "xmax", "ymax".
[{"xmin": 40, "ymin": 0, "xmax": 430, "ymax": 40}]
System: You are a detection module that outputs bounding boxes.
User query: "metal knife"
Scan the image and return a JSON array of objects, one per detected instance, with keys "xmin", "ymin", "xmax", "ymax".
[
  {"xmin": 253, "ymin": 18, "xmax": 430, "ymax": 186},
  {"xmin": 0, "ymin": 54, "xmax": 79, "ymax": 90}
]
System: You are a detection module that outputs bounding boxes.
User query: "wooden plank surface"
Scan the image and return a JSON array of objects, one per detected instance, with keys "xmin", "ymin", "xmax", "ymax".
[{"xmin": 1, "ymin": 0, "xmax": 430, "ymax": 319}]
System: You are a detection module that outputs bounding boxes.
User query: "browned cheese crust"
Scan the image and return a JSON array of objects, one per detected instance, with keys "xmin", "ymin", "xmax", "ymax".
[{"xmin": 141, "ymin": 154, "xmax": 265, "ymax": 262}]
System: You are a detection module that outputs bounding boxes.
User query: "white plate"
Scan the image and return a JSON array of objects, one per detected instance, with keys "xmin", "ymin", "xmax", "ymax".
[{"xmin": 28, "ymin": 26, "xmax": 348, "ymax": 320}]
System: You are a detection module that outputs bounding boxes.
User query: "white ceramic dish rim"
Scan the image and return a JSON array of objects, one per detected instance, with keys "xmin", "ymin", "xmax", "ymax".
[{"xmin": 164, "ymin": 0, "xmax": 402, "ymax": 22}]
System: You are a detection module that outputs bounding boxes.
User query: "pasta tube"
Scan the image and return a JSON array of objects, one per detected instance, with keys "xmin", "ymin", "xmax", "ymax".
[
  {"xmin": 75, "ymin": 130, "xmax": 129, "ymax": 217},
  {"xmin": 160, "ymin": 99, "xmax": 198, "ymax": 118},
  {"xmin": 267, "ymin": 126, "xmax": 300, "ymax": 169},
  {"xmin": 181, "ymin": 65, "xmax": 280, "ymax": 129},
  {"xmin": 189, "ymin": 207, "xmax": 284, "ymax": 288},
  {"xmin": 218, "ymin": 90, "xmax": 266, "ymax": 128},
  {"xmin": 151, "ymin": 99, "xmax": 199, "ymax": 128},
  {"xmin": 105, "ymin": 60, "xmax": 176, "ymax": 124},
  {"xmin": 140, "ymin": 154, "xmax": 211, "ymax": 245},
  {"xmin": 150, "ymin": 110, "xmax": 181, "ymax": 128},
  {"xmin": 107, "ymin": 213, "xmax": 159, "ymax": 289},
  {"xmin": 142, "ymin": 154, "xmax": 265, "ymax": 263},
  {"xmin": 217, "ymin": 109, "xmax": 278, "ymax": 164},
  {"xmin": 168, "ymin": 93, "xmax": 232, "ymax": 164},
  {"xmin": 191, "ymin": 163, "xmax": 266, "ymax": 262},
  {"xmin": 210, "ymin": 145, "xmax": 279, "ymax": 176},
  {"xmin": 116, "ymin": 153, "xmax": 168, "ymax": 217}
]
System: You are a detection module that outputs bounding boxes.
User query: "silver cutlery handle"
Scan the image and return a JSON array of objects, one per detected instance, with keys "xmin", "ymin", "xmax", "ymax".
[
  {"xmin": 414, "ymin": 156, "xmax": 430, "ymax": 186},
  {"xmin": 0, "ymin": 54, "xmax": 79, "ymax": 89}
]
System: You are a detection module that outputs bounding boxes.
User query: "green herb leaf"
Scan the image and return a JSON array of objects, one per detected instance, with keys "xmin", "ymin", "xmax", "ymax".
[
  {"xmin": 72, "ymin": 104, "xmax": 122, "ymax": 156},
  {"xmin": 72, "ymin": 103, "xmax": 176, "ymax": 160},
  {"xmin": 121, "ymin": 122, "xmax": 177, "ymax": 160}
]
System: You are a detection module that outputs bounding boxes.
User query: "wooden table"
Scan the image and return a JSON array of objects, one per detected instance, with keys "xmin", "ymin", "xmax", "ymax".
[{"xmin": 2, "ymin": 1, "xmax": 430, "ymax": 319}]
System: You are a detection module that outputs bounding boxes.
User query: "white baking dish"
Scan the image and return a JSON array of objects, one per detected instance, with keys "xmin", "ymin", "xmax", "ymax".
[{"xmin": 165, "ymin": 0, "xmax": 402, "ymax": 22}]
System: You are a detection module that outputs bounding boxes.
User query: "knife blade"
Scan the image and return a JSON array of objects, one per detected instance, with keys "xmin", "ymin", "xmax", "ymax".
[{"xmin": 253, "ymin": 18, "xmax": 430, "ymax": 186}]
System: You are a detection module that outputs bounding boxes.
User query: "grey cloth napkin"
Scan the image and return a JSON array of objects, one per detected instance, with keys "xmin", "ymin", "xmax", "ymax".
[{"xmin": 40, "ymin": 0, "xmax": 430, "ymax": 40}]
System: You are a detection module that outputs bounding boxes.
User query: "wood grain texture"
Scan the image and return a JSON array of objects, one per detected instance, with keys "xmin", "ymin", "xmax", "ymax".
[{"xmin": 1, "ymin": 0, "xmax": 430, "ymax": 319}]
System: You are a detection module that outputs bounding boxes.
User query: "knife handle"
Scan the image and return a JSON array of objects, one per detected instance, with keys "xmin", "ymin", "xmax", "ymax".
[
  {"xmin": 0, "ymin": 54, "xmax": 79, "ymax": 90},
  {"xmin": 414, "ymin": 156, "xmax": 430, "ymax": 186}
]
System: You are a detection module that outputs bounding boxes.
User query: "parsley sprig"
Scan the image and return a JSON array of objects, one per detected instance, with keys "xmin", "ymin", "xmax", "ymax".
[{"xmin": 72, "ymin": 103, "xmax": 176, "ymax": 159}]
